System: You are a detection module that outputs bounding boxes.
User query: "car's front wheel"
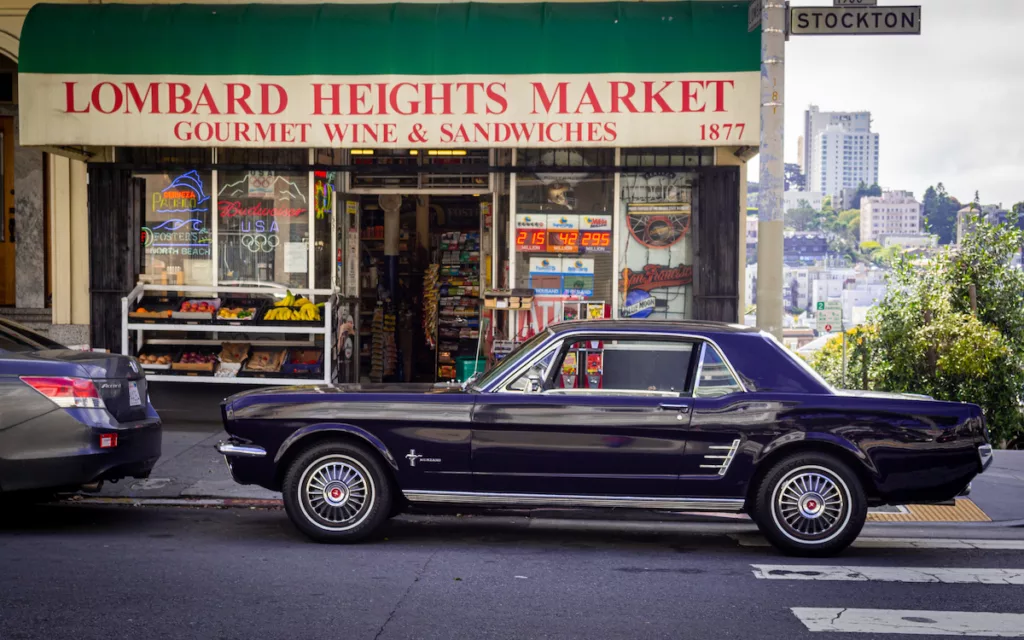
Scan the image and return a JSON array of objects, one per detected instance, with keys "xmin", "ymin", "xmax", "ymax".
[
  {"xmin": 752, "ymin": 452, "xmax": 867, "ymax": 557},
  {"xmin": 282, "ymin": 441, "xmax": 393, "ymax": 543}
]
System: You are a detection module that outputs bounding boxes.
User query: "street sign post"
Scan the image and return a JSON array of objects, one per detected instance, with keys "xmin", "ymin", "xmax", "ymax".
[
  {"xmin": 791, "ymin": 6, "xmax": 921, "ymax": 35},
  {"xmin": 816, "ymin": 300, "xmax": 847, "ymax": 386},
  {"xmin": 815, "ymin": 300, "xmax": 842, "ymax": 334}
]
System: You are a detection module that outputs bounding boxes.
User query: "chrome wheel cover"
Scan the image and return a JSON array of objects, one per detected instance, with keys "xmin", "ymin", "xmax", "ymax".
[
  {"xmin": 770, "ymin": 465, "xmax": 851, "ymax": 545},
  {"xmin": 297, "ymin": 455, "xmax": 375, "ymax": 532}
]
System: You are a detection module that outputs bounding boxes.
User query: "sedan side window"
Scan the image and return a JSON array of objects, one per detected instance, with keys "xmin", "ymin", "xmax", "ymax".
[
  {"xmin": 694, "ymin": 345, "xmax": 743, "ymax": 398},
  {"xmin": 547, "ymin": 338, "xmax": 696, "ymax": 396}
]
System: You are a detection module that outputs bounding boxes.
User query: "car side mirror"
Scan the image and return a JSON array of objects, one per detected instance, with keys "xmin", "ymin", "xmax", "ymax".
[{"xmin": 526, "ymin": 372, "xmax": 544, "ymax": 394}]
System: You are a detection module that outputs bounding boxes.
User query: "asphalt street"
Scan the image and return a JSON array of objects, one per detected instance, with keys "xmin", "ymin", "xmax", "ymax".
[{"xmin": 2, "ymin": 505, "xmax": 1023, "ymax": 640}]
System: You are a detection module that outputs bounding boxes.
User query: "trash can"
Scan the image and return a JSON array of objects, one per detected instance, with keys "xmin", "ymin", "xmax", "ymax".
[{"xmin": 456, "ymin": 357, "xmax": 486, "ymax": 383}]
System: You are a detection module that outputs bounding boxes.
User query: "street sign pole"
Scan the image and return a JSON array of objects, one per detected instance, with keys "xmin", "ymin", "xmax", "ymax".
[
  {"xmin": 755, "ymin": 0, "xmax": 786, "ymax": 339},
  {"xmin": 841, "ymin": 321, "xmax": 847, "ymax": 388}
]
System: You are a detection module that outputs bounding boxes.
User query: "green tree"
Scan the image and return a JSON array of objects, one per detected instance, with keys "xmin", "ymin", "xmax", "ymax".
[
  {"xmin": 921, "ymin": 183, "xmax": 961, "ymax": 245},
  {"xmin": 859, "ymin": 240, "xmax": 881, "ymax": 253},
  {"xmin": 785, "ymin": 206, "xmax": 817, "ymax": 231},
  {"xmin": 851, "ymin": 182, "xmax": 883, "ymax": 210},
  {"xmin": 811, "ymin": 214, "xmax": 1024, "ymax": 447}
]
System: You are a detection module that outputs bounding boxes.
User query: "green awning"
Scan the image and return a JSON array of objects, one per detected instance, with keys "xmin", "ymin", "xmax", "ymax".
[{"xmin": 20, "ymin": 2, "xmax": 759, "ymax": 76}]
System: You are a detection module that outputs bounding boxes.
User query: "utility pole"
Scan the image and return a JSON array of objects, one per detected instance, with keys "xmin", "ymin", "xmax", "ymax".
[{"xmin": 756, "ymin": 0, "xmax": 786, "ymax": 338}]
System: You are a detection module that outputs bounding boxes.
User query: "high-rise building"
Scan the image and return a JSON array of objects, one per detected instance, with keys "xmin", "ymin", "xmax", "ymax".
[
  {"xmin": 803, "ymin": 105, "xmax": 879, "ymax": 202},
  {"xmin": 860, "ymin": 191, "xmax": 921, "ymax": 243}
]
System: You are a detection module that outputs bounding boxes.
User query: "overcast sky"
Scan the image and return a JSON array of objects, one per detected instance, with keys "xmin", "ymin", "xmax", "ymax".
[{"xmin": 749, "ymin": 0, "xmax": 1023, "ymax": 207}]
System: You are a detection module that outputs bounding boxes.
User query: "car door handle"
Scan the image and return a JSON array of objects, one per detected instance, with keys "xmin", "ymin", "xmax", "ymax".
[{"xmin": 659, "ymin": 403, "xmax": 690, "ymax": 413}]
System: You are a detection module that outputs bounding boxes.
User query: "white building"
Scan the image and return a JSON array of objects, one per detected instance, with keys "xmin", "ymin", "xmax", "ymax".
[
  {"xmin": 860, "ymin": 191, "xmax": 922, "ymax": 243},
  {"xmin": 784, "ymin": 190, "xmax": 824, "ymax": 212},
  {"xmin": 746, "ymin": 214, "xmax": 758, "ymax": 245},
  {"xmin": 803, "ymin": 106, "xmax": 879, "ymax": 203}
]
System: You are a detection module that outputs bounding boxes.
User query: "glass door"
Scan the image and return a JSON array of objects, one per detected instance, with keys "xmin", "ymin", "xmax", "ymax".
[{"xmin": 335, "ymin": 193, "xmax": 361, "ymax": 383}]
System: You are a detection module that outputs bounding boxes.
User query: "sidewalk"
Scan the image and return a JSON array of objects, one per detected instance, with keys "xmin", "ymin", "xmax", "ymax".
[{"xmin": 100, "ymin": 383, "xmax": 1024, "ymax": 523}]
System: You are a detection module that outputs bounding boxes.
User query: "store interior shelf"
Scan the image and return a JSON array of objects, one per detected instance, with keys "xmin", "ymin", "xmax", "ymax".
[{"xmin": 126, "ymin": 323, "xmax": 326, "ymax": 335}]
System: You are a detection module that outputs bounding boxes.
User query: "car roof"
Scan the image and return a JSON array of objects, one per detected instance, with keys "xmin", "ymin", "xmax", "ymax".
[{"xmin": 547, "ymin": 319, "xmax": 761, "ymax": 336}]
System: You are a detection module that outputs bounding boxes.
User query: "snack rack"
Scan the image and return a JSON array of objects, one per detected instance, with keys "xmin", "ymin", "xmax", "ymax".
[
  {"xmin": 433, "ymin": 231, "xmax": 481, "ymax": 381},
  {"xmin": 120, "ymin": 283, "xmax": 336, "ymax": 386}
]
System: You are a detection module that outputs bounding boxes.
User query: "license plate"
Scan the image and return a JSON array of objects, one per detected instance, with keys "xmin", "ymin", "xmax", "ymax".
[{"xmin": 128, "ymin": 381, "xmax": 142, "ymax": 407}]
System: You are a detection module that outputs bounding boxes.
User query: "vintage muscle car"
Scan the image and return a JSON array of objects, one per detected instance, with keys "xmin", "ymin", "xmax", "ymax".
[{"xmin": 217, "ymin": 320, "xmax": 992, "ymax": 556}]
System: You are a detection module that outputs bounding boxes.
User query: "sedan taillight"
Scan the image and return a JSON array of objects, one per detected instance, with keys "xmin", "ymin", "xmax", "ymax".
[{"xmin": 20, "ymin": 376, "xmax": 104, "ymax": 409}]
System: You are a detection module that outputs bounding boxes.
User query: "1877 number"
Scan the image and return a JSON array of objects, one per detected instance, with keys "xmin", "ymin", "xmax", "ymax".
[{"xmin": 700, "ymin": 124, "xmax": 746, "ymax": 141}]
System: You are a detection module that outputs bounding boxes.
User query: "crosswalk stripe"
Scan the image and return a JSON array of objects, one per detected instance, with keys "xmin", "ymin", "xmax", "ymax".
[
  {"xmin": 732, "ymin": 534, "xmax": 1024, "ymax": 550},
  {"xmin": 753, "ymin": 565, "xmax": 1024, "ymax": 584},
  {"xmin": 791, "ymin": 608, "xmax": 1024, "ymax": 636}
]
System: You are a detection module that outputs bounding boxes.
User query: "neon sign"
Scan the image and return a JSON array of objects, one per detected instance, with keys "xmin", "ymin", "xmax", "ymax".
[{"xmin": 152, "ymin": 170, "xmax": 210, "ymax": 213}]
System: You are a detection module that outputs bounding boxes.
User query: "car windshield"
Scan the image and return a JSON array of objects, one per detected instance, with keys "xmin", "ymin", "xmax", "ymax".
[
  {"xmin": 0, "ymin": 319, "xmax": 67, "ymax": 353},
  {"xmin": 467, "ymin": 330, "xmax": 552, "ymax": 391}
]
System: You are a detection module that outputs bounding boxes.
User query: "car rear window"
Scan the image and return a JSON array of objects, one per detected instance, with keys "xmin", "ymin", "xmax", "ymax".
[{"xmin": 0, "ymin": 321, "xmax": 67, "ymax": 353}]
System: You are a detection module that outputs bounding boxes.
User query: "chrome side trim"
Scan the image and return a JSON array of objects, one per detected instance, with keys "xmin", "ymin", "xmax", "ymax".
[
  {"xmin": 699, "ymin": 439, "xmax": 742, "ymax": 476},
  {"xmin": 216, "ymin": 441, "xmax": 267, "ymax": 458},
  {"xmin": 402, "ymin": 490, "xmax": 745, "ymax": 512}
]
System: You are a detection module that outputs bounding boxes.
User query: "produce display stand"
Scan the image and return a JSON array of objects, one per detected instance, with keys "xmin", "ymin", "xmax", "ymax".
[{"xmin": 121, "ymin": 283, "xmax": 335, "ymax": 386}]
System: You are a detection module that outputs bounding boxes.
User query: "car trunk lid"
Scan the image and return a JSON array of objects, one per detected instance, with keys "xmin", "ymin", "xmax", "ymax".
[{"xmin": 34, "ymin": 349, "xmax": 150, "ymax": 422}]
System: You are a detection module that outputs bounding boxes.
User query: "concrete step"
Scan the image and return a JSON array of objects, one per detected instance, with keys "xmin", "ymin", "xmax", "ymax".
[
  {"xmin": 0, "ymin": 308, "xmax": 53, "ymax": 336},
  {"xmin": 0, "ymin": 307, "xmax": 52, "ymax": 323}
]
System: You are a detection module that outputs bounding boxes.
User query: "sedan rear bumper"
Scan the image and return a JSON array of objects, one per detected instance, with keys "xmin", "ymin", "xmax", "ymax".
[{"xmin": 0, "ymin": 415, "xmax": 162, "ymax": 493}]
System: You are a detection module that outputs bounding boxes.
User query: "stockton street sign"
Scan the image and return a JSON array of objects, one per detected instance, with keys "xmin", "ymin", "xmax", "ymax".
[{"xmin": 791, "ymin": 6, "xmax": 921, "ymax": 36}]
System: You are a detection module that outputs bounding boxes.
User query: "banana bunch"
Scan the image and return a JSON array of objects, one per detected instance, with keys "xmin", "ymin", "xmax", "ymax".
[
  {"xmin": 274, "ymin": 291, "xmax": 296, "ymax": 307},
  {"xmin": 263, "ymin": 300, "xmax": 324, "ymax": 322}
]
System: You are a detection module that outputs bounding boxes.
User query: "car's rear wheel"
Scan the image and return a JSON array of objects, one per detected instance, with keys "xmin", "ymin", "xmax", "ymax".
[
  {"xmin": 282, "ymin": 441, "xmax": 392, "ymax": 543},
  {"xmin": 752, "ymin": 452, "xmax": 867, "ymax": 557}
]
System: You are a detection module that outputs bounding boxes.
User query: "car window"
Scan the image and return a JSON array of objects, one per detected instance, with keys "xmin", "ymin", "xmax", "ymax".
[
  {"xmin": 545, "ymin": 338, "xmax": 696, "ymax": 396},
  {"xmin": 0, "ymin": 320, "xmax": 67, "ymax": 353},
  {"xmin": 471, "ymin": 330, "xmax": 551, "ymax": 391},
  {"xmin": 694, "ymin": 345, "xmax": 744, "ymax": 398},
  {"xmin": 505, "ymin": 348, "xmax": 558, "ymax": 392}
]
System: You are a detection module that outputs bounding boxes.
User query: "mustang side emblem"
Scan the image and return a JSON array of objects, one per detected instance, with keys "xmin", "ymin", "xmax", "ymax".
[{"xmin": 405, "ymin": 449, "xmax": 441, "ymax": 467}]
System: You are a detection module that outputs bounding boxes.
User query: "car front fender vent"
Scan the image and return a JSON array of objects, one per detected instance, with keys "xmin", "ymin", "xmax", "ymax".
[{"xmin": 699, "ymin": 439, "xmax": 742, "ymax": 476}]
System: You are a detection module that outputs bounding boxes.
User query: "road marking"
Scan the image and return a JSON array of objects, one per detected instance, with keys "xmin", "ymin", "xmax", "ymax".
[
  {"xmin": 753, "ymin": 565, "xmax": 1024, "ymax": 584},
  {"xmin": 792, "ymin": 608, "xmax": 1024, "ymax": 636},
  {"xmin": 732, "ymin": 534, "xmax": 1024, "ymax": 550}
]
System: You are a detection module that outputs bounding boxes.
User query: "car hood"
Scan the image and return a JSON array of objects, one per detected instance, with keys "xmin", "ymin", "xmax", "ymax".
[{"xmin": 835, "ymin": 389, "xmax": 934, "ymax": 401}]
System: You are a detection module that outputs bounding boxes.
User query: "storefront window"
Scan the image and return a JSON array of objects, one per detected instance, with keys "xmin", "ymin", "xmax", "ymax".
[
  {"xmin": 513, "ymin": 149, "xmax": 614, "ymax": 333},
  {"xmin": 313, "ymin": 167, "xmax": 338, "ymax": 289},
  {"xmin": 617, "ymin": 149, "xmax": 699, "ymax": 320},
  {"xmin": 138, "ymin": 170, "xmax": 213, "ymax": 285},
  {"xmin": 217, "ymin": 170, "xmax": 311, "ymax": 288}
]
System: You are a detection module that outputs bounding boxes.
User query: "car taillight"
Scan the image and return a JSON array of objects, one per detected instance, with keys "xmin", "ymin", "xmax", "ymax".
[{"xmin": 20, "ymin": 376, "xmax": 104, "ymax": 409}]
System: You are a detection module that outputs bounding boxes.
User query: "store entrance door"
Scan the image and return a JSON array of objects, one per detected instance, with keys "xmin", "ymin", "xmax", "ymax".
[
  {"xmin": 348, "ymin": 193, "xmax": 490, "ymax": 384},
  {"xmin": 0, "ymin": 116, "xmax": 14, "ymax": 306}
]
